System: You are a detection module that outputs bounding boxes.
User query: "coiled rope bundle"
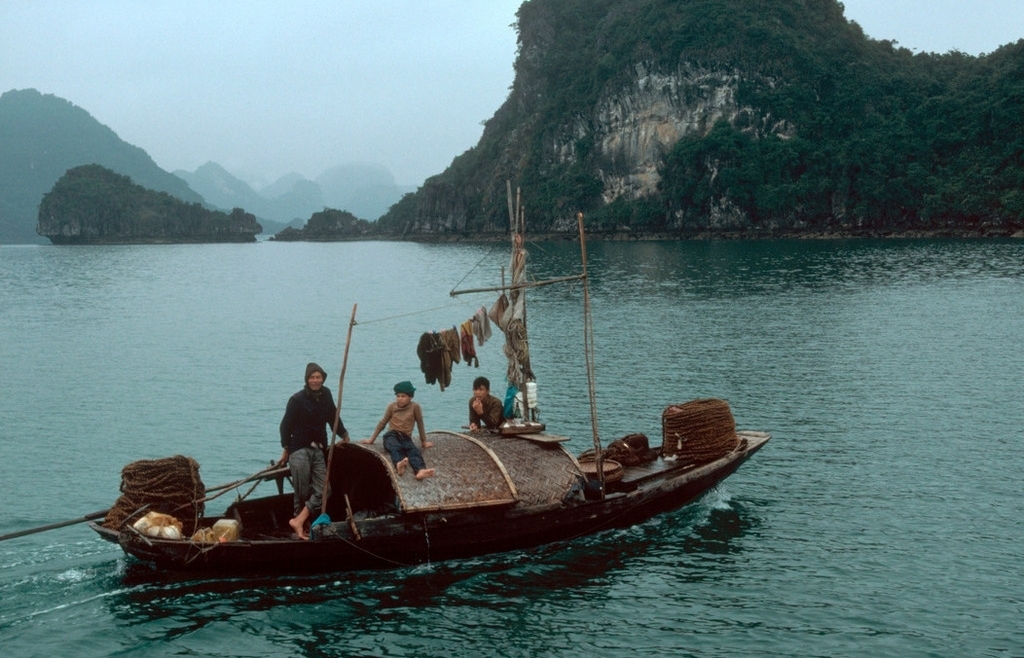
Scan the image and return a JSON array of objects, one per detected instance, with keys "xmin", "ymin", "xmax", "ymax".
[
  {"xmin": 103, "ymin": 455, "xmax": 206, "ymax": 533},
  {"xmin": 661, "ymin": 399, "xmax": 740, "ymax": 463}
]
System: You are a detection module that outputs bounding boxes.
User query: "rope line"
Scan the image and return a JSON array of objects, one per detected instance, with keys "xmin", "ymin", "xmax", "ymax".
[
  {"xmin": 447, "ymin": 239, "xmax": 507, "ymax": 293},
  {"xmin": 355, "ymin": 301, "xmax": 471, "ymax": 326}
]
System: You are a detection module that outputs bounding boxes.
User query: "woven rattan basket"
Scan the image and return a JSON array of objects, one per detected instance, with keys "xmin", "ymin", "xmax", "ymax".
[
  {"xmin": 103, "ymin": 455, "xmax": 206, "ymax": 534},
  {"xmin": 661, "ymin": 398, "xmax": 740, "ymax": 463},
  {"xmin": 578, "ymin": 457, "xmax": 624, "ymax": 484}
]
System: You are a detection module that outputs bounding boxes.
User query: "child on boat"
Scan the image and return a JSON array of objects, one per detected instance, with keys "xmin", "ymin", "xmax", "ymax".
[
  {"xmin": 468, "ymin": 375, "xmax": 505, "ymax": 430},
  {"xmin": 361, "ymin": 381, "xmax": 435, "ymax": 479}
]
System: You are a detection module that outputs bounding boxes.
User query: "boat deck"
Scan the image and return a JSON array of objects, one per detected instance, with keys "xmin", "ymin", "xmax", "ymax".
[{"xmin": 611, "ymin": 429, "xmax": 771, "ymax": 492}]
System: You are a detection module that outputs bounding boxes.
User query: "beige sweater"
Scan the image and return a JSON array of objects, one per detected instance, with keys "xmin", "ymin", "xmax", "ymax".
[{"xmin": 370, "ymin": 400, "xmax": 426, "ymax": 443}]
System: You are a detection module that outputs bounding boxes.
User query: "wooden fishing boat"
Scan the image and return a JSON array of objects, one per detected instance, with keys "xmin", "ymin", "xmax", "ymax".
[
  {"xmin": 89, "ymin": 427, "xmax": 769, "ymax": 572},
  {"xmin": 88, "ymin": 200, "xmax": 770, "ymax": 573}
]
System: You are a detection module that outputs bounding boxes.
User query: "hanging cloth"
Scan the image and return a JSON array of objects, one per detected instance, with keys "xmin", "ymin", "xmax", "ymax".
[
  {"xmin": 472, "ymin": 306, "xmax": 492, "ymax": 347},
  {"xmin": 489, "ymin": 294, "xmax": 509, "ymax": 332},
  {"xmin": 460, "ymin": 320, "xmax": 479, "ymax": 367},
  {"xmin": 416, "ymin": 332, "xmax": 447, "ymax": 386},
  {"xmin": 440, "ymin": 326, "xmax": 461, "ymax": 365}
]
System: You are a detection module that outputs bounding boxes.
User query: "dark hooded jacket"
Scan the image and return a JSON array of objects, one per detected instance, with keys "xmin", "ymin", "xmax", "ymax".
[{"xmin": 279, "ymin": 362, "xmax": 347, "ymax": 453}]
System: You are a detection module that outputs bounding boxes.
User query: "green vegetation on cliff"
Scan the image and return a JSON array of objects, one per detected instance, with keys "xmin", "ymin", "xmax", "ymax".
[
  {"xmin": 378, "ymin": 0, "xmax": 1024, "ymax": 237},
  {"xmin": 0, "ymin": 89, "xmax": 205, "ymax": 244},
  {"xmin": 271, "ymin": 208, "xmax": 374, "ymax": 241},
  {"xmin": 37, "ymin": 165, "xmax": 261, "ymax": 244}
]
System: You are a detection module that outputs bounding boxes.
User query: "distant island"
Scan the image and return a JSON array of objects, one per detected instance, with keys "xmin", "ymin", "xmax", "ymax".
[
  {"xmin": 0, "ymin": 89, "xmax": 205, "ymax": 244},
  {"xmin": 0, "ymin": 89, "xmax": 411, "ymax": 244},
  {"xmin": 270, "ymin": 208, "xmax": 374, "ymax": 241},
  {"xmin": 37, "ymin": 165, "xmax": 261, "ymax": 244}
]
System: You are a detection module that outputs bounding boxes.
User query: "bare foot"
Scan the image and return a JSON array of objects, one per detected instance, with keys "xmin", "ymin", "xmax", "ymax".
[
  {"xmin": 415, "ymin": 468, "xmax": 435, "ymax": 480},
  {"xmin": 288, "ymin": 516, "xmax": 309, "ymax": 540},
  {"xmin": 396, "ymin": 457, "xmax": 409, "ymax": 476}
]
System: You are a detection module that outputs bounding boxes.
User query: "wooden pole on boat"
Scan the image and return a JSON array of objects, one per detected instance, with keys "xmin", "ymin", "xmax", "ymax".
[
  {"xmin": 506, "ymin": 180, "xmax": 515, "ymax": 228},
  {"xmin": 344, "ymin": 493, "xmax": 361, "ymax": 540},
  {"xmin": 204, "ymin": 464, "xmax": 290, "ymax": 495},
  {"xmin": 0, "ymin": 509, "xmax": 109, "ymax": 542},
  {"xmin": 577, "ymin": 212, "xmax": 604, "ymax": 494},
  {"xmin": 506, "ymin": 185, "xmax": 536, "ymax": 419},
  {"xmin": 318, "ymin": 303, "xmax": 358, "ymax": 524},
  {"xmin": 185, "ymin": 465, "xmax": 291, "ymax": 507}
]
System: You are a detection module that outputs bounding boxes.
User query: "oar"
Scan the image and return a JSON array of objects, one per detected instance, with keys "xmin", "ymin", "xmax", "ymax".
[
  {"xmin": 0, "ymin": 509, "xmax": 109, "ymax": 542},
  {"xmin": 0, "ymin": 464, "xmax": 289, "ymax": 543},
  {"xmin": 312, "ymin": 303, "xmax": 358, "ymax": 529}
]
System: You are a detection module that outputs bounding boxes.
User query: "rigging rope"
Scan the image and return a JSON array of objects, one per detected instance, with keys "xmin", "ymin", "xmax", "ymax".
[
  {"xmin": 355, "ymin": 301, "xmax": 472, "ymax": 326},
  {"xmin": 447, "ymin": 239, "xmax": 507, "ymax": 294}
]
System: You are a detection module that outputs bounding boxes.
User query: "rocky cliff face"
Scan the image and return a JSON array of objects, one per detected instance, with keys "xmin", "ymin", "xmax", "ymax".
[
  {"xmin": 384, "ymin": 0, "xmax": 1023, "ymax": 239},
  {"xmin": 571, "ymin": 64, "xmax": 742, "ymax": 202},
  {"xmin": 406, "ymin": 61, "xmax": 778, "ymax": 235},
  {"xmin": 391, "ymin": 6, "xmax": 798, "ymax": 238},
  {"xmin": 556, "ymin": 62, "xmax": 800, "ymax": 231}
]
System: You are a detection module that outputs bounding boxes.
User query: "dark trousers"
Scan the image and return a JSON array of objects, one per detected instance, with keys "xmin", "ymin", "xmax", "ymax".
[{"xmin": 382, "ymin": 430, "xmax": 426, "ymax": 473}]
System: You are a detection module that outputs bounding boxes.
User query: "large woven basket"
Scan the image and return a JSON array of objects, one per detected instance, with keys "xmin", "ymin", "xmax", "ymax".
[
  {"xmin": 103, "ymin": 455, "xmax": 206, "ymax": 534},
  {"xmin": 578, "ymin": 457, "xmax": 624, "ymax": 484},
  {"xmin": 661, "ymin": 398, "xmax": 740, "ymax": 464}
]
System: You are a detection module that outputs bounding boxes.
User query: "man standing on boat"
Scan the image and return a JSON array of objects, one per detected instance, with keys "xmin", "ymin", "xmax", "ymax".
[
  {"xmin": 468, "ymin": 376, "xmax": 505, "ymax": 431},
  {"xmin": 278, "ymin": 362, "xmax": 349, "ymax": 540}
]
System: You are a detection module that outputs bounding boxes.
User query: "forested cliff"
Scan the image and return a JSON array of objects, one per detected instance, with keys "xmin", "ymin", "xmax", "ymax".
[
  {"xmin": 0, "ymin": 89, "xmax": 206, "ymax": 244},
  {"xmin": 378, "ymin": 0, "xmax": 1024, "ymax": 238},
  {"xmin": 37, "ymin": 165, "xmax": 261, "ymax": 244}
]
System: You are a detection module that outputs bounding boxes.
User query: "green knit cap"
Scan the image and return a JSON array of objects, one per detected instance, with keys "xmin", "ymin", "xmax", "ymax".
[{"xmin": 393, "ymin": 380, "xmax": 416, "ymax": 397}]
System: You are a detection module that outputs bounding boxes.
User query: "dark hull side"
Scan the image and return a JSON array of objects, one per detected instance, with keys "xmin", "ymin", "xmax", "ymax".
[{"xmin": 90, "ymin": 433, "xmax": 769, "ymax": 573}]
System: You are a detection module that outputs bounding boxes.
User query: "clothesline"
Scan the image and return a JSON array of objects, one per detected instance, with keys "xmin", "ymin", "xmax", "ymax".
[
  {"xmin": 417, "ymin": 304, "xmax": 494, "ymax": 392},
  {"xmin": 353, "ymin": 300, "xmax": 475, "ymax": 326}
]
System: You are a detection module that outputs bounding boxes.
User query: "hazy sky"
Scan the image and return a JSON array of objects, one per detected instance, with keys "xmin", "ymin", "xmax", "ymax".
[{"xmin": 3, "ymin": 1, "xmax": 1022, "ymax": 188}]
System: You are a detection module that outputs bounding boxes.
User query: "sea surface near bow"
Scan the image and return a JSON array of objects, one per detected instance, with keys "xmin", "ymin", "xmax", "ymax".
[{"xmin": 1, "ymin": 238, "xmax": 1021, "ymax": 657}]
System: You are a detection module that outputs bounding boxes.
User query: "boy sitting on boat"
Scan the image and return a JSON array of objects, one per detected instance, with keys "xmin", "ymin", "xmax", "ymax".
[
  {"xmin": 468, "ymin": 376, "xmax": 505, "ymax": 431},
  {"xmin": 361, "ymin": 381, "xmax": 435, "ymax": 479}
]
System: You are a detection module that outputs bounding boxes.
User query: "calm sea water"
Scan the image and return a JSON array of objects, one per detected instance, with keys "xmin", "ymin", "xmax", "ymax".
[{"xmin": 1, "ymin": 238, "xmax": 1022, "ymax": 657}]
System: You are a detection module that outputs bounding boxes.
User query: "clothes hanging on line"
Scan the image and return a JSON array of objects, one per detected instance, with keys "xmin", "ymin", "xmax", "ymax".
[
  {"xmin": 460, "ymin": 320, "xmax": 479, "ymax": 368},
  {"xmin": 439, "ymin": 326, "xmax": 461, "ymax": 367},
  {"xmin": 472, "ymin": 306, "xmax": 492, "ymax": 347},
  {"xmin": 416, "ymin": 332, "xmax": 450, "ymax": 390}
]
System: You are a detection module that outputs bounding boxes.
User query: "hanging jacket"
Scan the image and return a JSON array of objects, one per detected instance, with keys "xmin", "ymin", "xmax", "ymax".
[{"xmin": 417, "ymin": 332, "xmax": 447, "ymax": 385}]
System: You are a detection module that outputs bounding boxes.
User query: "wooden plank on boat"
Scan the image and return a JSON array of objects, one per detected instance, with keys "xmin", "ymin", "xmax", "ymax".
[
  {"xmin": 499, "ymin": 421, "xmax": 546, "ymax": 436},
  {"xmin": 509, "ymin": 431, "xmax": 570, "ymax": 444}
]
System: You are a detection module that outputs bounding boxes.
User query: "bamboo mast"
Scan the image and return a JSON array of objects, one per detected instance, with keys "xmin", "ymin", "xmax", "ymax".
[
  {"xmin": 577, "ymin": 212, "xmax": 603, "ymax": 494},
  {"xmin": 506, "ymin": 183, "xmax": 535, "ymax": 420}
]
